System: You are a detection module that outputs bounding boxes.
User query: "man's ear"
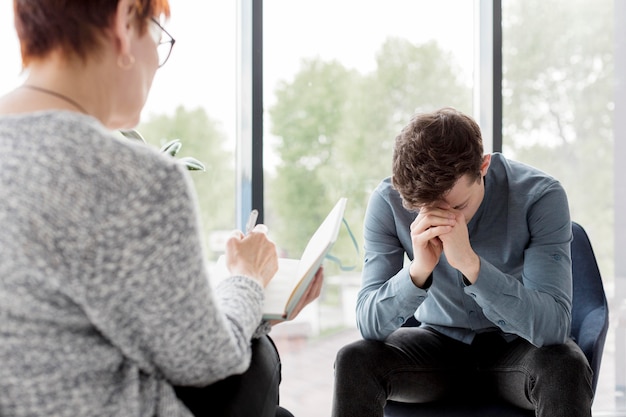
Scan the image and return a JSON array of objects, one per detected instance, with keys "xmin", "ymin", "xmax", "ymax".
[
  {"xmin": 112, "ymin": 0, "xmax": 135, "ymax": 56},
  {"xmin": 480, "ymin": 154, "xmax": 491, "ymax": 176}
]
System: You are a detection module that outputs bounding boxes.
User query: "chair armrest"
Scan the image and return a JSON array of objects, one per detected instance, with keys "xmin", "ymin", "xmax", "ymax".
[
  {"xmin": 572, "ymin": 305, "xmax": 609, "ymax": 393},
  {"xmin": 575, "ymin": 305, "xmax": 609, "ymax": 360}
]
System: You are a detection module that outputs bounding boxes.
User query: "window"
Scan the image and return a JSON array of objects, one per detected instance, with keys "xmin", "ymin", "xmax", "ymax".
[
  {"xmin": 502, "ymin": 1, "xmax": 619, "ymax": 412},
  {"xmin": 0, "ymin": 1, "xmax": 24, "ymax": 91},
  {"xmin": 137, "ymin": 3, "xmax": 239, "ymax": 261},
  {"xmin": 263, "ymin": 0, "xmax": 474, "ymax": 329},
  {"xmin": 261, "ymin": 1, "xmax": 474, "ymax": 414}
]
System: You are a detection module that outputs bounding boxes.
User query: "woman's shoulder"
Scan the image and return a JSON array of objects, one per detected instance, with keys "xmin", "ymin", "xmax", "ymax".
[
  {"xmin": 2, "ymin": 111, "xmax": 187, "ymax": 199},
  {"xmin": 37, "ymin": 112, "xmax": 178, "ymax": 173}
]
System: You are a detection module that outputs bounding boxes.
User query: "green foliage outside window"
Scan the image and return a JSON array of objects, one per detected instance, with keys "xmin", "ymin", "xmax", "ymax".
[
  {"xmin": 267, "ymin": 38, "xmax": 472, "ymax": 269},
  {"xmin": 502, "ymin": 0, "xmax": 614, "ymax": 278},
  {"xmin": 131, "ymin": 0, "xmax": 614, "ymax": 279}
]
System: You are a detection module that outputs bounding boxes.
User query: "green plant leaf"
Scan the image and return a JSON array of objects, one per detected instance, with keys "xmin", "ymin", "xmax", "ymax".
[
  {"xmin": 119, "ymin": 129, "xmax": 206, "ymax": 172},
  {"xmin": 178, "ymin": 156, "xmax": 206, "ymax": 171},
  {"xmin": 160, "ymin": 139, "xmax": 182, "ymax": 157},
  {"xmin": 119, "ymin": 129, "xmax": 146, "ymax": 143}
]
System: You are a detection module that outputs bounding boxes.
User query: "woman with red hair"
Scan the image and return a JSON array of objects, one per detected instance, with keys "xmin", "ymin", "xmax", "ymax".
[{"xmin": 0, "ymin": 1, "xmax": 320, "ymax": 416}]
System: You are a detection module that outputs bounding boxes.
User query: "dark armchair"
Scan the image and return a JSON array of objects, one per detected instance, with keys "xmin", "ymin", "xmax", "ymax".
[{"xmin": 384, "ymin": 222, "xmax": 609, "ymax": 417}]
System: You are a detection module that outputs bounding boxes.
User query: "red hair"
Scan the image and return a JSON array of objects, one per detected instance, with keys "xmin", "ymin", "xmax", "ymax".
[{"xmin": 13, "ymin": 0, "xmax": 171, "ymax": 66}]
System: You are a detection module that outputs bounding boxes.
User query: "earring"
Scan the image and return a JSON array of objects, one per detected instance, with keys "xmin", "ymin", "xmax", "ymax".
[{"xmin": 117, "ymin": 53, "xmax": 136, "ymax": 70}]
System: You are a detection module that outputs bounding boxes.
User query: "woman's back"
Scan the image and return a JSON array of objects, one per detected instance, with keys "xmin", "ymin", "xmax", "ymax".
[{"xmin": 0, "ymin": 111, "xmax": 261, "ymax": 416}]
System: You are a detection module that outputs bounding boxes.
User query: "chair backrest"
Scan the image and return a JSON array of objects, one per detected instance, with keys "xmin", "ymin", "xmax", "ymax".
[
  {"xmin": 385, "ymin": 222, "xmax": 610, "ymax": 416},
  {"xmin": 569, "ymin": 221, "xmax": 609, "ymax": 392}
]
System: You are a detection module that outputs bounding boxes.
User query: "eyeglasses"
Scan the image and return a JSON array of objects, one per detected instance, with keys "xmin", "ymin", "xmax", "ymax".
[{"xmin": 150, "ymin": 18, "xmax": 175, "ymax": 68}]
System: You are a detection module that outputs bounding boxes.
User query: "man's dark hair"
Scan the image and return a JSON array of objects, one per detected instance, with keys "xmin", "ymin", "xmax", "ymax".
[{"xmin": 392, "ymin": 107, "xmax": 484, "ymax": 209}]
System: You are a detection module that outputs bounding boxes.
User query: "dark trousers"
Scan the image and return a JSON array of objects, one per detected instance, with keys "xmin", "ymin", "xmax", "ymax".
[
  {"xmin": 174, "ymin": 335, "xmax": 293, "ymax": 417},
  {"xmin": 332, "ymin": 327, "xmax": 593, "ymax": 417}
]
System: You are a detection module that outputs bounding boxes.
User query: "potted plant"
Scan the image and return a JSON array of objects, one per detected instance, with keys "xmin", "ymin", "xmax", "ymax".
[{"xmin": 120, "ymin": 129, "xmax": 206, "ymax": 171}]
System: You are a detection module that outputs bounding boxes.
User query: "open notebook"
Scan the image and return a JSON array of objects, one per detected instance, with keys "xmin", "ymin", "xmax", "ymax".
[{"xmin": 213, "ymin": 198, "xmax": 347, "ymax": 320}]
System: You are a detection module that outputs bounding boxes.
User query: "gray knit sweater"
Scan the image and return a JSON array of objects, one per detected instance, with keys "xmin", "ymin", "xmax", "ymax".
[{"xmin": 0, "ymin": 112, "xmax": 267, "ymax": 416}]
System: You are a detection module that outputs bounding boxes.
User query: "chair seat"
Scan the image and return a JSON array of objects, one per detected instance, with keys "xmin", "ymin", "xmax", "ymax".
[{"xmin": 384, "ymin": 400, "xmax": 534, "ymax": 417}]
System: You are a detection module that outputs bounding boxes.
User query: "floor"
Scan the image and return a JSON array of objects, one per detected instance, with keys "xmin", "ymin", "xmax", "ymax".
[{"xmin": 274, "ymin": 327, "xmax": 361, "ymax": 417}]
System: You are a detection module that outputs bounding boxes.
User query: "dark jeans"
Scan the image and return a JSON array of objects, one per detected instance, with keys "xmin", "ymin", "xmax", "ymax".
[
  {"xmin": 332, "ymin": 327, "xmax": 593, "ymax": 417},
  {"xmin": 174, "ymin": 335, "xmax": 293, "ymax": 417}
]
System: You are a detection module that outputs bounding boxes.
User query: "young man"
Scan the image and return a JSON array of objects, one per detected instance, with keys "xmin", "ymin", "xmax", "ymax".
[{"xmin": 332, "ymin": 107, "xmax": 593, "ymax": 417}]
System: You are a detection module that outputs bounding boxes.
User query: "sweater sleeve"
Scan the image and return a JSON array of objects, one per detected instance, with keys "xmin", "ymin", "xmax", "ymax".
[{"xmin": 68, "ymin": 140, "xmax": 265, "ymax": 386}]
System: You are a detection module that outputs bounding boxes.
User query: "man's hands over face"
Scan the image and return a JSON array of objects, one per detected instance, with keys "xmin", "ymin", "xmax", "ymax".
[
  {"xmin": 409, "ymin": 204, "xmax": 480, "ymax": 287},
  {"xmin": 409, "ymin": 204, "xmax": 455, "ymax": 287}
]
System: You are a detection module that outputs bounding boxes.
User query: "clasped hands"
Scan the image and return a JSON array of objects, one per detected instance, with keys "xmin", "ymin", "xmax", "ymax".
[{"xmin": 409, "ymin": 203, "xmax": 480, "ymax": 287}]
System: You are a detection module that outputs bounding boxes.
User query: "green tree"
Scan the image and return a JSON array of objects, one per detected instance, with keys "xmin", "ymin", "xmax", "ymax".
[
  {"xmin": 267, "ymin": 59, "xmax": 357, "ymax": 259},
  {"xmin": 331, "ymin": 38, "xmax": 472, "ymax": 217},
  {"xmin": 267, "ymin": 39, "xmax": 471, "ymax": 266},
  {"xmin": 502, "ymin": 0, "xmax": 614, "ymax": 276},
  {"xmin": 138, "ymin": 106, "xmax": 235, "ymax": 259}
]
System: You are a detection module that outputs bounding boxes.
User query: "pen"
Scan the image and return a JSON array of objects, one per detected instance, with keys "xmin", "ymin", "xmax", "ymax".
[{"xmin": 245, "ymin": 209, "xmax": 259, "ymax": 234}]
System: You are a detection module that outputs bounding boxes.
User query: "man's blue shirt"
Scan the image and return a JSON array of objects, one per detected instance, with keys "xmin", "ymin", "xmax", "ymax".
[{"xmin": 356, "ymin": 153, "xmax": 573, "ymax": 347}]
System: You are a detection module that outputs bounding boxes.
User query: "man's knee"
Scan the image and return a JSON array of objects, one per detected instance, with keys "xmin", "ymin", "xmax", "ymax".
[
  {"xmin": 335, "ymin": 340, "xmax": 378, "ymax": 370},
  {"xmin": 527, "ymin": 339, "xmax": 594, "ymax": 402},
  {"xmin": 533, "ymin": 340, "xmax": 592, "ymax": 380}
]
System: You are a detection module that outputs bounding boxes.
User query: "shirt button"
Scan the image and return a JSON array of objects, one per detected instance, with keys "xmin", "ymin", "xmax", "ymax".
[
  {"xmin": 470, "ymin": 293, "xmax": 477, "ymax": 298},
  {"xmin": 498, "ymin": 320, "xmax": 506, "ymax": 326},
  {"xmin": 397, "ymin": 317, "xmax": 405, "ymax": 324}
]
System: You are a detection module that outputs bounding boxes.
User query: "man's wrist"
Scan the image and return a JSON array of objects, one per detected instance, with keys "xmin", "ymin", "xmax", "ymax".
[
  {"xmin": 460, "ymin": 254, "xmax": 481, "ymax": 284},
  {"xmin": 409, "ymin": 261, "xmax": 433, "ymax": 288}
]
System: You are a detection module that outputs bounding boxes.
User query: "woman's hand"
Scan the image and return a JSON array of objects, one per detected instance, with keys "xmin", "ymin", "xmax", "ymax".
[
  {"xmin": 287, "ymin": 266, "xmax": 324, "ymax": 319},
  {"xmin": 224, "ymin": 224, "xmax": 278, "ymax": 288},
  {"xmin": 269, "ymin": 266, "xmax": 324, "ymax": 326}
]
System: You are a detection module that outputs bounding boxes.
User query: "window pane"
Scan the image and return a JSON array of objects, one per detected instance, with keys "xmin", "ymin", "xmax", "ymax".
[
  {"xmin": 138, "ymin": 4, "xmax": 238, "ymax": 261},
  {"xmin": 502, "ymin": 0, "xmax": 617, "ymax": 412},
  {"xmin": 0, "ymin": 1, "xmax": 25, "ymax": 91},
  {"xmin": 263, "ymin": 1, "xmax": 474, "ymax": 415}
]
